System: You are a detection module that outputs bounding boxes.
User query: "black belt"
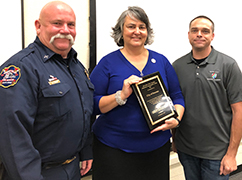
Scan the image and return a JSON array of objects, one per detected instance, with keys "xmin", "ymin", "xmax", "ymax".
[{"xmin": 42, "ymin": 156, "xmax": 76, "ymax": 170}]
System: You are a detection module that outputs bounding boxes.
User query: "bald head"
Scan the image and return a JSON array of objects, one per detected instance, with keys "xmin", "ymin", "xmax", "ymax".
[
  {"xmin": 39, "ymin": 1, "xmax": 76, "ymax": 23},
  {"xmin": 35, "ymin": 1, "xmax": 76, "ymax": 58}
]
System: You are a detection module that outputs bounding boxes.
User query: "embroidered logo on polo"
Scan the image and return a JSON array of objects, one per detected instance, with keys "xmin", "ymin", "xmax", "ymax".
[
  {"xmin": 211, "ymin": 72, "xmax": 217, "ymax": 79},
  {"xmin": 0, "ymin": 65, "xmax": 21, "ymax": 88},
  {"xmin": 48, "ymin": 75, "xmax": 61, "ymax": 85},
  {"xmin": 207, "ymin": 70, "xmax": 221, "ymax": 81}
]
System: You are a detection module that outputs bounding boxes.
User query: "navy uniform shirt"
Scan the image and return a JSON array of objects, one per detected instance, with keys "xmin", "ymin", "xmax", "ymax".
[{"xmin": 0, "ymin": 37, "xmax": 94, "ymax": 179}]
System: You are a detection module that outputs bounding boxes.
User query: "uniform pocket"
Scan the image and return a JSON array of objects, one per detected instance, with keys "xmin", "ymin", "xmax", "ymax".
[
  {"xmin": 42, "ymin": 83, "xmax": 71, "ymax": 98},
  {"xmin": 38, "ymin": 83, "xmax": 71, "ymax": 119}
]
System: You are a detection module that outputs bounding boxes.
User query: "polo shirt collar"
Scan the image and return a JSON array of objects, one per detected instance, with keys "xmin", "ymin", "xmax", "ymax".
[{"xmin": 188, "ymin": 46, "xmax": 217, "ymax": 65}]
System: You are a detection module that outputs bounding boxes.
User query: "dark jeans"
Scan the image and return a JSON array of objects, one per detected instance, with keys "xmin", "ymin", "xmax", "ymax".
[{"xmin": 178, "ymin": 150, "xmax": 229, "ymax": 180}]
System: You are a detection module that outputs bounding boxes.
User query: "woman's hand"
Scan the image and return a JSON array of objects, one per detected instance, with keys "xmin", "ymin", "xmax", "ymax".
[
  {"xmin": 121, "ymin": 75, "xmax": 143, "ymax": 100},
  {"xmin": 150, "ymin": 118, "xmax": 179, "ymax": 134},
  {"xmin": 151, "ymin": 104, "xmax": 184, "ymax": 133},
  {"xmin": 99, "ymin": 75, "xmax": 142, "ymax": 113}
]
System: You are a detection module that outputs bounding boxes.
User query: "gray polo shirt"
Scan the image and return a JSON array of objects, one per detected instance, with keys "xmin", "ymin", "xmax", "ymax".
[{"xmin": 173, "ymin": 47, "xmax": 242, "ymax": 160}]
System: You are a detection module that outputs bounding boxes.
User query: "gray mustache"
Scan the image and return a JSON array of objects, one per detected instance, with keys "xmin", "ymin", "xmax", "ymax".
[{"xmin": 49, "ymin": 34, "xmax": 74, "ymax": 45}]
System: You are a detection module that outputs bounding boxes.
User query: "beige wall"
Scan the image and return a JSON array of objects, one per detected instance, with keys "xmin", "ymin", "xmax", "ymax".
[
  {"xmin": 0, "ymin": 0, "xmax": 22, "ymax": 63},
  {"xmin": 24, "ymin": 0, "xmax": 90, "ymax": 69}
]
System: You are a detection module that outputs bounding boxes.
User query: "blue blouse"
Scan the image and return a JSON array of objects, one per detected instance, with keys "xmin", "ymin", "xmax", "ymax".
[{"xmin": 90, "ymin": 49, "xmax": 184, "ymax": 153}]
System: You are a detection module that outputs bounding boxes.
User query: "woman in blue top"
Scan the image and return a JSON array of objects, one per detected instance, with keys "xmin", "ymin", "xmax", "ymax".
[{"xmin": 90, "ymin": 6, "xmax": 185, "ymax": 180}]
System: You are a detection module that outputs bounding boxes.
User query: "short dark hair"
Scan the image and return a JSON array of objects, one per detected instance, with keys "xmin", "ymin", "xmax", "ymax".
[
  {"xmin": 111, "ymin": 6, "xmax": 154, "ymax": 47},
  {"xmin": 189, "ymin": 15, "xmax": 215, "ymax": 32}
]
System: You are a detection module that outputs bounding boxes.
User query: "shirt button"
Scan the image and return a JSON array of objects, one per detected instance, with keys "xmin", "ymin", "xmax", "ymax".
[
  {"xmin": 59, "ymin": 91, "xmax": 63, "ymax": 95},
  {"xmin": 196, "ymin": 73, "xmax": 199, "ymax": 75}
]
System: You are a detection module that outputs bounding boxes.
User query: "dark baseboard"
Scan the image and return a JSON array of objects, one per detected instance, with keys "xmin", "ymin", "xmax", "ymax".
[{"xmin": 83, "ymin": 164, "xmax": 242, "ymax": 177}]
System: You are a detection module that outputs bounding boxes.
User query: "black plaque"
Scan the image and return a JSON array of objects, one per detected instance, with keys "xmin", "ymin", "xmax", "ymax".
[{"xmin": 131, "ymin": 71, "xmax": 178, "ymax": 130}]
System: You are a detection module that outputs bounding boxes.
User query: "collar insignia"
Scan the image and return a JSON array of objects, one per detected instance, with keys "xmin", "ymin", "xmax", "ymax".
[
  {"xmin": 44, "ymin": 55, "xmax": 49, "ymax": 59},
  {"xmin": 0, "ymin": 65, "xmax": 21, "ymax": 88}
]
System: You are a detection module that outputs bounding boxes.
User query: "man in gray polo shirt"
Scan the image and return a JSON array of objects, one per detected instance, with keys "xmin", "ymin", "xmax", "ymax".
[{"xmin": 172, "ymin": 15, "xmax": 242, "ymax": 180}]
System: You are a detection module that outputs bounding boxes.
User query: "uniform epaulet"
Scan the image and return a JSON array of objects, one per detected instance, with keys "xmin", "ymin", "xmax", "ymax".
[{"xmin": 16, "ymin": 44, "xmax": 36, "ymax": 61}]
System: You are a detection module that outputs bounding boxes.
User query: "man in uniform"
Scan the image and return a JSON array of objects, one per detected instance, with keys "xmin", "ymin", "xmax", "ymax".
[
  {"xmin": 172, "ymin": 16, "xmax": 242, "ymax": 180},
  {"xmin": 0, "ymin": 1, "xmax": 94, "ymax": 179}
]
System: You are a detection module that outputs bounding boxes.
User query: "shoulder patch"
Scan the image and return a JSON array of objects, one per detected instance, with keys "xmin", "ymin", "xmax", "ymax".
[{"xmin": 0, "ymin": 65, "xmax": 21, "ymax": 88}]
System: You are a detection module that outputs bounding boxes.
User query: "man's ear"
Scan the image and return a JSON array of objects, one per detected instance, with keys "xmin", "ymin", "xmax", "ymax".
[{"xmin": 35, "ymin": 20, "xmax": 41, "ymax": 35}]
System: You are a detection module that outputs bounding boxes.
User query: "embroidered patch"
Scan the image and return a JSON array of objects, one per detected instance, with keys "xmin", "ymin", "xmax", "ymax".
[
  {"xmin": 48, "ymin": 75, "xmax": 61, "ymax": 85},
  {"xmin": 207, "ymin": 70, "xmax": 221, "ymax": 81},
  {"xmin": 0, "ymin": 65, "xmax": 21, "ymax": 88}
]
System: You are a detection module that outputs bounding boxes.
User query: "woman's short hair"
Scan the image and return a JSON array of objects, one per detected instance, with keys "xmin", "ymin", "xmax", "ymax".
[{"xmin": 111, "ymin": 6, "xmax": 154, "ymax": 47}]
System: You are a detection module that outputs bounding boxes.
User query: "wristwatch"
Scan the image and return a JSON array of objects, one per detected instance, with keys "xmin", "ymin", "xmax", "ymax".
[{"xmin": 174, "ymin": 117, "xmax": 181, "ymax": 128}]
